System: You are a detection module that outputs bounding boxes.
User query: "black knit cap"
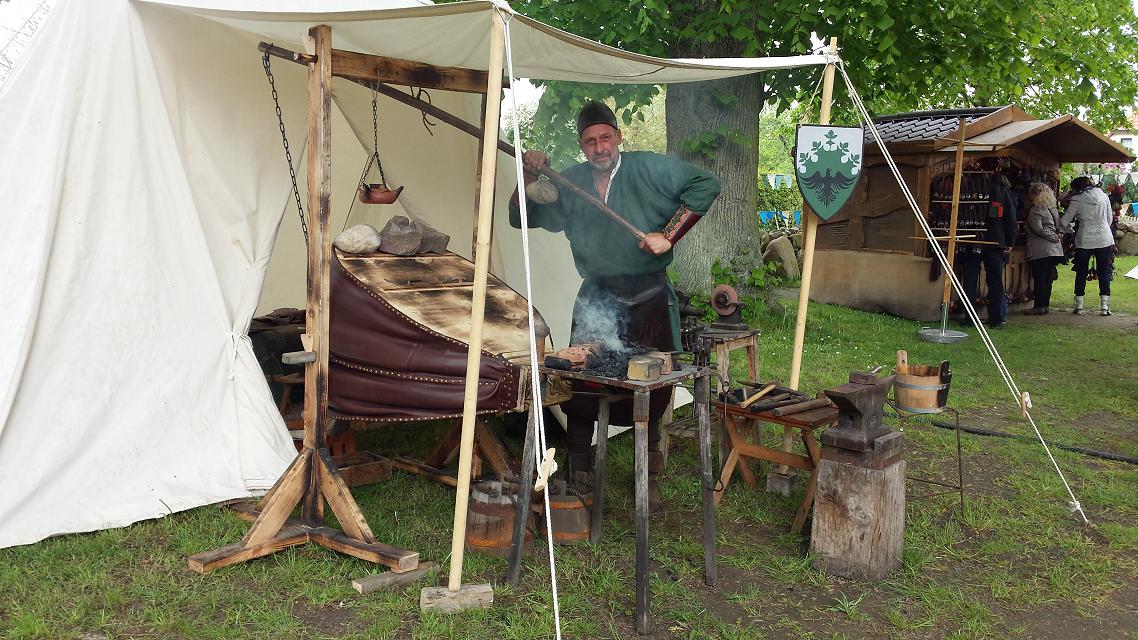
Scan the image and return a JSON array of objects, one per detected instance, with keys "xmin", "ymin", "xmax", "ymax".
[{"xmin": 576, "ymin": 100, "xmax": 619, "ymax": 137}]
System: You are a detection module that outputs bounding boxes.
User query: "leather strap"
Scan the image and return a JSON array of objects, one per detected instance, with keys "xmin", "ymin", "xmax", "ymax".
[{"xmin": 663, "ymin": 205, "xmax": 703, "ymax": 245}]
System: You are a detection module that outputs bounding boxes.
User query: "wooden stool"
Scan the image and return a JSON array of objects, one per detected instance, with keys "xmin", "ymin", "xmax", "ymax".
[
  {"xmin": 712, "ymin": 400, "xmax": 837, "ymax": 534},
  {"xmin": 660, "ymin": 331, "xmax": 759, "ymax": 468}
]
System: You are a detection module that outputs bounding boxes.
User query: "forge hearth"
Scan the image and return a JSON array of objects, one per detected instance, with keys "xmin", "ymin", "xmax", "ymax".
[{"xmin": 544, "ymin": 343, "xmax": 655, "ymax": 380}]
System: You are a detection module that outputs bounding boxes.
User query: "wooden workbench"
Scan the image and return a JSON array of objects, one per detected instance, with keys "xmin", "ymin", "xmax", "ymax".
[{"xmin": 712, "ymin": 400, "xmax": 838, "ymax": 533}]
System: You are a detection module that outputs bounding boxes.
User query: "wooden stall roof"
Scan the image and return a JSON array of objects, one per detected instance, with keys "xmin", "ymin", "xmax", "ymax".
[
  {"xmin": 864, "ymin": 104, "xmax": 1135, "ymax": 164},
  {"xmin": 933, "ymin": 116, "xmax": 1136, "ymax": 163}
]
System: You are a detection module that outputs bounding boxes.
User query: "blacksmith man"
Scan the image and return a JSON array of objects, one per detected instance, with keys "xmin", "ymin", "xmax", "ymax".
[{"xmin": 510, "ymin": 100, "xmax": 721, "ymax": 511}]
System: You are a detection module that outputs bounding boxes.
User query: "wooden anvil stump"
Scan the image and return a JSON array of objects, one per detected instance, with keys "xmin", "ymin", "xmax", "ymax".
[{"xmin": 810, "ymin": 370, "xmax": 905, "ymax": 581}]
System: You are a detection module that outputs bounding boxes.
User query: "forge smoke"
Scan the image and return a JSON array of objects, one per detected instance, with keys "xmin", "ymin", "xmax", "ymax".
[{"xmin": 572, "ymin": 294, "xmax": 628, "ymax": 353}]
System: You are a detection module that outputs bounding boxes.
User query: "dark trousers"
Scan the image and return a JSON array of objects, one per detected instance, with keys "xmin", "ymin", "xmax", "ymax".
[
  {"xmin": 961, "ymin": 250, "xmax": 1007, "ymax": 323},
  {"xmin": 1072, "ymin": 247, "xmax": 1114, "ymax": 296},
  {"xmin": 1029, "ymin": 256, "xmax": 1062, "ymax": 309},
  {"xmin": 562, "ymin": 388, "xmax": 672, "ymax": 461}
]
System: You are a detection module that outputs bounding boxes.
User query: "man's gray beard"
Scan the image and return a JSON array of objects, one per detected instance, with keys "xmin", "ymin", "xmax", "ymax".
[{"xmin": 589, "ymin": 152, "xmax": 618, "ymax": 173}]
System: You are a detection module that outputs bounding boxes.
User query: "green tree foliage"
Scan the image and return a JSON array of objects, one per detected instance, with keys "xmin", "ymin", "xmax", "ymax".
[{"xmin": 496, "ymin": 0, "xmax": 1138, "ymax": 289}]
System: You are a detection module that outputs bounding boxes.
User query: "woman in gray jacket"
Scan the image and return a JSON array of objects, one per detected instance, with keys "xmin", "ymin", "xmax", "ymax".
[
  {"xmin": 1024, "ymin": 182, "xmax": 1065, "ymax": 314},
  {"xmin": 1060, "ymin": 177, "xmax": 1116, "ymax": 315}
]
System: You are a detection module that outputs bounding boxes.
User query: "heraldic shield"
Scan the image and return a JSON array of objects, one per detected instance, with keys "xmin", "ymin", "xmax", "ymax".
[{"xmin": 794, "ymin": 125, "xmax": 864, "ymax": 221}]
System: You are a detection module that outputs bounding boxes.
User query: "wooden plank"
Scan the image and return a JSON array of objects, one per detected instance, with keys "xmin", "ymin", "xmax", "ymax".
[
  {"xmin": 474, "ymin": 419, "xmax": 516, "ymax": 479},
  {"xmin": 353, "ymin": 561, "xmax": 436, "ymax": 594},
  {"xmin": 633, "ymin": 390, "xmax": 651, "ymax": 636},
  {"xmin": 791, "ymin": 471, "xmax": 818, "ymax": 534},
  {"xmin": 309, "ymin": 527, "xmax": 420, "ymax": 572},
  {"xmin": 334, "ymin": 452, "xmax": 393, "ymax": 487},
  {"xmin": 727, "ymin": 418, "xmax": 758, "ymax": 489},
  {"xmin": 733, "ymin": 441, "xmax": 812, "ymax": 471},
  {"xmin": 419, "ymin": 583, "xmax": 494, "ymax": 613},
  {"xmin": 714, "ymin": 448, "xmax": 740, "ymax": 507},
  {"xmin": 302, "ymin": 23, "xmax": 334, "ymax": 527},
  {"xmin": 243, "ymin": 449, "xmax": 311, "ymax": 546},
  {"xmin": 315, "ymin": 449, "xmax": 376, "ymax": 543},
  {"xmin": 590, "ymin": 397, "xmax": 612, "ymax": 544},
  {"xmin": 330, "ymin": 48, "xmax": 490, "ymax": 94},
  {"xmin": 391, "ymin": 456, "xmax": 459, "ymax": 487},
  {"xmin": 696, "ymin": 373, "xmax": 717, "ymax": 587},
  {"xmin": 424, "ymin": 422, "xmax": 463, "ymax": 468},
  {"xmin": 507, "ymin": 407, "xmax": 539, "ymax": 586},
  {"xmin": 188, "ymin": 526, "xmax": 308, "ymax": 574}
]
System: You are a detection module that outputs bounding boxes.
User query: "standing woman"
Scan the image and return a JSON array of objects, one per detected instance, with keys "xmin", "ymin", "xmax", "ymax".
[
  {"xmin": 1023, "ymin": 182, "xmax": 1064, "ymax": 314},
  {"xmin": 1060, "ymin": 176, "xmax": 1116, "ymax": 315}
]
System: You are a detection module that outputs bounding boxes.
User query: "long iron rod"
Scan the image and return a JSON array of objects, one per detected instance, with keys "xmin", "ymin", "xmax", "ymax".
[
  {"xmin": 366, "ymin": 82, "xmax": 646, "ymax": 241},
  {"xmin": 259, "ymin": 41, "xmax": 647, "ymax": 242}
]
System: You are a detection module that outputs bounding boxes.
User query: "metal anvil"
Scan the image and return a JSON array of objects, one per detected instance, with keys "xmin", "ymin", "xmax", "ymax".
[{"xmin": 821, "ymin": 370, "xmax": 901, "ymax": 469}]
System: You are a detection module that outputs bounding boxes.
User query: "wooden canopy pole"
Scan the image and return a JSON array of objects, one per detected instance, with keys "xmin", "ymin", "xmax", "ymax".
[
  {"xmin": 420, "ymin": 11, "xmax": 505, "ymax": 610},
  {"xmin": 941, "ymin": 118, "xmax": 968, "ymax": 307},
  {"xmin": 187, "ymin": 25, "xmax": 418, "ymax": 575},
  {"xmin": 789, "ymin": 37, "xmax": 838, "ymax": 391}
]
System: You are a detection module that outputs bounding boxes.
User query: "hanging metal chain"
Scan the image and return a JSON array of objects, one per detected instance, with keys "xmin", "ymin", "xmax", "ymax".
[
  {"xmin": 262, "ymin": 49, "xmax": 308, "ymax": 246},
  {"xmin": 371, "ymin": 90, "xmax": 388, "ymax": 185}
]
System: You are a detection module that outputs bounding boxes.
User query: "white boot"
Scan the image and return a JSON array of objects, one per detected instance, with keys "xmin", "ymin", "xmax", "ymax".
[
  {"xmin": 1073, "ymin": 295, "xmax": 1084, "ymax": 315},
  {"xmin": 1101, "ymin": 295, "xmax": 1111, "ymax": 316}
]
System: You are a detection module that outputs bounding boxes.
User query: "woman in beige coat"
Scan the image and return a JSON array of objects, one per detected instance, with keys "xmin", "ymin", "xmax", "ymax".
[{"xmin": 1024, "ymin": 182, "xmax": 1065, "ymax": 314}]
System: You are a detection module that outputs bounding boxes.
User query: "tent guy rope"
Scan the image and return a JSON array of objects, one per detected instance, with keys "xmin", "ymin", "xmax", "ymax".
[
  {"xmin": 835, "ymin": 61, "xmax": 1089, "ymax": 524},
  {"xmin": 500, "ymin": 6, "xmax": 564, "ymax": 638}
]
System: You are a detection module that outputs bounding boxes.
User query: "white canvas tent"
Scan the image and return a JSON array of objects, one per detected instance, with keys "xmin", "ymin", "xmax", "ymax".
[{"xmin": 0, "ymin": 0, "xmax": 830, "ymax": 549}]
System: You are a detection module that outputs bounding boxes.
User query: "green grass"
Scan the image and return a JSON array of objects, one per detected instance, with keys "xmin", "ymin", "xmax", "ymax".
[{"xmin": 1, "ymin": 299, "xmax": 1136, "ymax": 639}]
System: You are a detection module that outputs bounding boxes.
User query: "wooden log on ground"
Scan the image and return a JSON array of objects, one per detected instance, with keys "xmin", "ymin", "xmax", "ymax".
[
  {"xmin": 353, "ymin": 561, "xmax": 436, "ymax": 594},
  {"xmin": 809, "ymin": 459, "xmax": 906, "ymax": 580}
]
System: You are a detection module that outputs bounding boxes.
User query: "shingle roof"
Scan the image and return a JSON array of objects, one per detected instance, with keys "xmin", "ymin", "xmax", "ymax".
[{"xmin": 867, "ymin": 106, "xmax": 1006, "ymax": 144}]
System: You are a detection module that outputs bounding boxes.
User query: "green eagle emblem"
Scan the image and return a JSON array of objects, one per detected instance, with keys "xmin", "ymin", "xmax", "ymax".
[{"xmin": 794, "ymin": 125, "xmax": 863, "ymax": 221}]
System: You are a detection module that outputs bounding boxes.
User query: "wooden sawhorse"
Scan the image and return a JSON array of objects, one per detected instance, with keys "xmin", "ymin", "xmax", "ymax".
[{"xmin": 712, "ymin": 400, "xmax": 837, "ymax": 533}]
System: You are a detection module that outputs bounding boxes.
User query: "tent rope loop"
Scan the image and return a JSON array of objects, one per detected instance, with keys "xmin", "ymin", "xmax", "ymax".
[{"xmin": 261, "ymin": 47, "xmax": 308, "ymax": 247}]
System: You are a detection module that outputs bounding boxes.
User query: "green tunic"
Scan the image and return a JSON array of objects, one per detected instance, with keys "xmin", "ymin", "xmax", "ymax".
[
  {"xmin": 509, "ymin": 151, "xmax": 721, "ymax": 350},
  {"xmin": 508, "ymin": 151, "xmax": 720, "ymax": 278}
]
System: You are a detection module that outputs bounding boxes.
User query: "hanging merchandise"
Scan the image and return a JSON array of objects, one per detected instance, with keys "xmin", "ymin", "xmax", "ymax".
[{"xmin": 356, "ymin": 90, "xmax": 404, "ymax": 205}]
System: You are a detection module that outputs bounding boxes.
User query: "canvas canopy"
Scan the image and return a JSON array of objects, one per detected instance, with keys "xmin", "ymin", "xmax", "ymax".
[{"xmin": 0, "ymin": 0, "xmax": 830, "ymax": 548}]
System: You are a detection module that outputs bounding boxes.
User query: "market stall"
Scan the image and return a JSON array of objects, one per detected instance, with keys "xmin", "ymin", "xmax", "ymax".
[{"xmin": 811, "ymin": 105, "xmax": 1134, "ymax": 320}]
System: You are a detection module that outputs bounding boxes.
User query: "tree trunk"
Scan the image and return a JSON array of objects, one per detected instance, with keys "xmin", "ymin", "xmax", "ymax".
[{"xmin": 666, "ymin": 75, "xmax": 764, "ymax": 294}]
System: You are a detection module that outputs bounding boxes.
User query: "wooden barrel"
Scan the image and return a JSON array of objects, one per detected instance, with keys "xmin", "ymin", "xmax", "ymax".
[
  {"xmin": 466, "ymin": 480, "xmax": 531, "ymax": 557},
  {"xmin": 892, "ymin": 350, "xmax": 951, "ymax": 414},
  {"xmin": 536, "ymin": 480, "xmax": 592, "ymax": 545}
]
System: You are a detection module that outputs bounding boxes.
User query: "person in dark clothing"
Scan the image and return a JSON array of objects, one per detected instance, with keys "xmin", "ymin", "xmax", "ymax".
[
  {"xmin": 509, "ymin": 101, "xmax": 721, "ymax": 511},
  {"xmin": 959, "ymin": 173, "xmax": 1018, "ymax": 327}
]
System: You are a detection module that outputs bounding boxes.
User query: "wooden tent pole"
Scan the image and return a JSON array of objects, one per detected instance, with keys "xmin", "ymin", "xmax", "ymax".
[
  {"xmin": 188, "ymin": 25, "xmax": 418, "ymax": 575},
  {"xmin": 447, "ymin": 13, "xmax": 506, "ymax": 593},
  {"xmin": 941, "ymin": 118, "xmax": 967, "ymax": 306},
  {"xmin": 789, "ymin": 37, "xmax": 838, "ymax": 391}
]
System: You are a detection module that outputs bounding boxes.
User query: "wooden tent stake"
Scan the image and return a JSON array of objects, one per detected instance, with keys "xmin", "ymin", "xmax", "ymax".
[
  {"xmin": 188, "ymin": 25, "xmax": 417, "ymax": 575},
  {"xmin": 789, "ymin": 37, "xmax": 838, "ymax": 391}
]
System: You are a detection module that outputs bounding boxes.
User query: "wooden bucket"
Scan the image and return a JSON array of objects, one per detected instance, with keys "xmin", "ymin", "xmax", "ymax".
[
  {"xmin": 892, "ymin": 350, "xmax": 951, "ymax": 414},
  {"xmin": 536, "ymin": 480, "xmax": 592, "ymax": 545},
  {"xmin": 466, "ymin": 480, "xmax": 531, "ymax": 557}
]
